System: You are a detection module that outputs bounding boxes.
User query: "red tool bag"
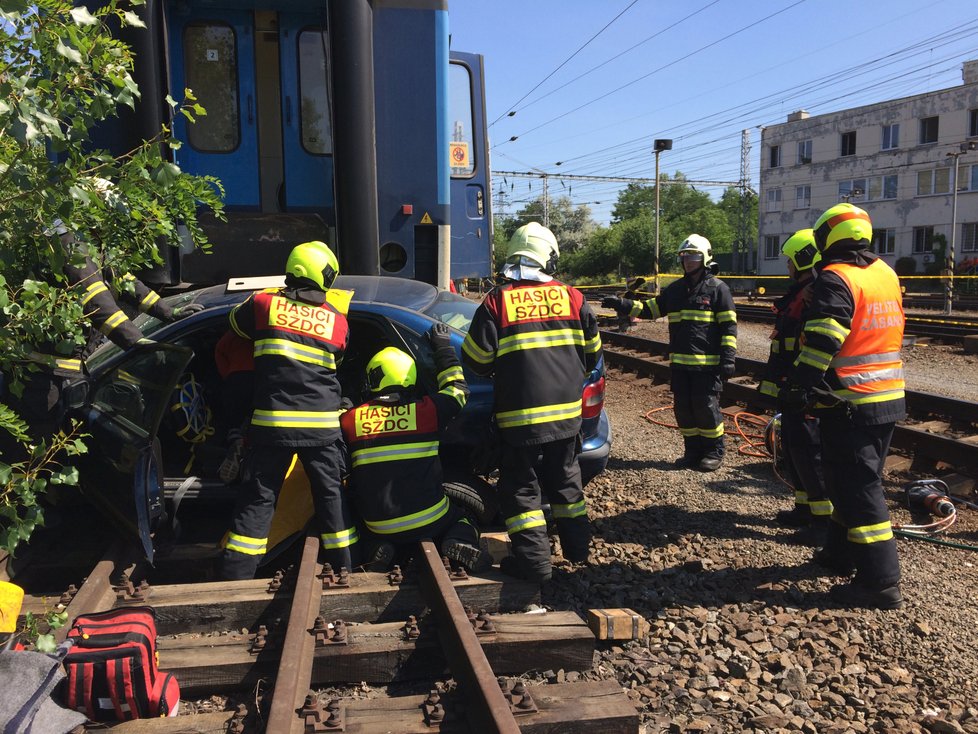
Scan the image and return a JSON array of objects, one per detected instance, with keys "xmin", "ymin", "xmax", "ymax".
[{"xmin": 62, "ymin": 606, "xmax": 179, "ymax": 721}]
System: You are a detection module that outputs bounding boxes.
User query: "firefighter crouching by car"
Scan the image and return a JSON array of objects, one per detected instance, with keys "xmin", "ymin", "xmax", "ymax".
[
  {"xmin": 782, "ymin": 204, "xmax": 905, "ymax": 610},
  {"xmin": 219, "ymin": 241, "xmax": 358, "ymax": 580},
  {"xmin": 603, "ymin": 235, "xmax": 737, "ymax": 472},
  {"xmin": 340, "ymin": 325, "xmax": 488, "ymax": 572},
  {"xmin": 462, "ymin": 223, "xmax": 602, "ymax": 583},
  {"xmin": 758, "ymin": 229, "xmax": 832, "ymax": 545}
]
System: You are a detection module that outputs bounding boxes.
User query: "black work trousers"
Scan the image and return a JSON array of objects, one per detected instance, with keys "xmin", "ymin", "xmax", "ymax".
[
  {"xmin": 819, "ymin": 415, "xmax": 900, "ymax": 590},
  {"xmin": 220, "ymin": 440, "xmax": 356, "ymax": 580},
  {"xmin": 671, "ymin": 368, "xmax": 724, "ymax": 460},
  {"xmin": 780, "ymin": 412, "xmax": 831, "ymax": 518},
  {"xmin": 359, "ymin": 502, "xmax": 479, "ymax": 565},
  {"xmin": 498, "ymin": 436, "xmax": 591, "ymax": 580}
]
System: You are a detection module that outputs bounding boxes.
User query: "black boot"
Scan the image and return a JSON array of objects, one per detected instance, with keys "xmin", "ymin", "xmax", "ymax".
[
  {"xmin": 442, "ymin": 538, "xmax": 490, "ymax": 572},
  {"xmin": 499, "ymin": 556, "xmax": 552, "ymax": 583},
  {"xmin": 775, "ymin": 508, "xmax": 811, "ymax": 528},
  {"xmin": 811, "ymin": 547, "xmax": 855, "ymax": 576},
  {"xmin": 829, "ymin": 581, "xmax": 903, "ymax": 610}
]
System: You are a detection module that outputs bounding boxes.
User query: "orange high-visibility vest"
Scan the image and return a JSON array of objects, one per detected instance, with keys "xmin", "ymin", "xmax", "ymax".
[{"xmin": 823, "ymin": 259, "xmax": 905, "ymax": 406}]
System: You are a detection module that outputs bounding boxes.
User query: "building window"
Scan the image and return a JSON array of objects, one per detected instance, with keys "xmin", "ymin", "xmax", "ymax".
[
  {"xmin": 867, "ymin": 175, "xmax": 898, "ymax": 200},
  {"xmin": 963, "ymin": 222, "xmax": 978, "ymax": 252},
  {"xmin": 912, "ymin": 226, "xmax": 934, "ymax": 253},
  {"xmin": 766, "ymin": 188, "xmax": 782, "ymax": 212},
  {"xmin": 764, "ymin": 235, "xmax": 780, "ymax": 260},
  {"xmin": 840, "ymin": 131, "xmax": 856, "ymax": 157},
  {"xmin": 917, "ymin": 168, "xmax": 951, "ymax": 195},
  {"xmin": 769, "ymin": 145, "xmax": 781, "ymax": 168},
  {"xmin": 970, "ymin": 109, "xmax": 978, "ymax": 138},
  {"xmin": 838, "ymin": 179, "xmax": 867, "ymax": 202},
  {"xmin": 797, "ymin": 140, "xmax": 812, "ymax": 164},
  {"xmin": 795, "ymin": 185, "xmax": 811, "ymax": 209},
  {"xmin": 971, "ymin": 164, "xmax": 978, "ymax": 192},
  {"xmin": 919, "ymin": 116, "xmax": 939, "ymax": 145},
  {"xmin": 873, "ymin": 228, "xmax": 895, "ymax": 255},
  {"xmin": 881, "ymin": 123, "xmax": 900, "ymax": 150}
]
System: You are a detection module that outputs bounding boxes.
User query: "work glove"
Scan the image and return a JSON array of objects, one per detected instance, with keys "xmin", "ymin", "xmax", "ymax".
[
  {"xmin": 778, "ymin": 383, "xmax": 810, "ymax": 413},
  {"xmin": 218, "ymin": 433, "xmax": 246, "ymax": 484},
  {"xmin": 171, "ymin": 302, "xmax": 205, "ymax": 320},
  {"xmin": 427, "ymin": 322, "xmax": 453, "ymax": 350},
  {"xmin": 719, "ymin": 361, "xmax": 736, "ymax": 380},
  {"xmin": 601, "ymin": 296, "xmax": 633, "ymax": 316}
]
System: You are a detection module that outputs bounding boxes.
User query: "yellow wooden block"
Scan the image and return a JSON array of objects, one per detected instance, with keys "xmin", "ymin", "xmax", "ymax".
[
  {"xmin": 0, "ymin": 581, "xmax": 25, "ymax": 633},
  {"xmin": 586, "ymin": 608, "xmax": 649, "ymax": 641}
]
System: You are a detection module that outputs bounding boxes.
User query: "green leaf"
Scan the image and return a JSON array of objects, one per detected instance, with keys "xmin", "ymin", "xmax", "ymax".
[
  {"xmin": 56, "ymin": 40, "xmax": 83, "ymax": 65},
  {"xmin": 69, "ymin": 6, "xmax": 98, "ymax": 26},
  {"xmin": 35, "ymin": 633, "xmax": 57, "ymax": 653},
  {"xmin": 122, "ymin": 11, "xmax": 146, "ymax": 28},
  {"xmin": 151, "ymin": 161, "xmax": 181, "ymax": 186}
]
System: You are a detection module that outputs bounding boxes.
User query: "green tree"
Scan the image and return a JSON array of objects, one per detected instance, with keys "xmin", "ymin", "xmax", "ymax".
[
  {"xmin": 501, "ymin": 195, "xmax": 597, "ymax": 255},
  {"xmin": 0, "ymin": 0, "xmax": 224, "ymax": 555},
  {"xmin": 562, "ymin": 225, "xmax": 621, "ymax": 279}
]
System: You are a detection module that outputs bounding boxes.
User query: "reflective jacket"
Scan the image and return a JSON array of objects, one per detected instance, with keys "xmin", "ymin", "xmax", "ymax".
[
  {"xmin": 462, "ymin": 279, "xmax": 602, "ymax": 446},
  {"xmin": 758, "ymin": 280, "xmax": 812, "ymax": 398},
  {"xmin": 230, "ymin": 286, "xmax": 349, "ymax": 446},
  {"xmin": 340, "ymin": 347, "xmax": 468, "ymax": 539},
  {"xmin": 794, "ymin": 252, "xmax": 906, "ymax": 424},
  {"xmin": 629, "ymin": 272, "xmax": 737, "ymax": 371}
]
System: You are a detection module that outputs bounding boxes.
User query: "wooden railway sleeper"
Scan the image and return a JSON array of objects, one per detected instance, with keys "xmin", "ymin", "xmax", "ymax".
[
  {"xmin": 312, "ymin": 616, "xmax": 349, "ymax": 647},
  {"xmin": 318, "ymin": 564, "xmax": 350, "ymax": 589},
  {"xmin": 112, "ymin": 571, "xmax": 150, "ymax": 603},
  {"xmin": 465, "ymin": 606, "xmax": 497, "ymax": 636},
  {"xmin": 498, "ymin": 678, "xmax": 539, "ymax": 716},
  {"xmin": 300, "ymin": 693, "xmax": 346, "ymax": 732}
]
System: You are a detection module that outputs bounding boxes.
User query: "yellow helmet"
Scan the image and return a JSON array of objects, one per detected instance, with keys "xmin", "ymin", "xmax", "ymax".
[
  {"xmin": 506, "ymin": 222, "xmax": 559, "ymax": 272},
  {"xmin": 366, "ymin": 347, "xmax": 417, "ymax": 394},
  {"xmin": 781, "ymin": 229, "xmax": 821, "ymax": 272},
  {"xmin": 813, "ymin": 203, "xmax": 872, "ymax": 252},
  {"xmin": 286, "ymin": 240, "xmax": 339, "ymax": 291}
]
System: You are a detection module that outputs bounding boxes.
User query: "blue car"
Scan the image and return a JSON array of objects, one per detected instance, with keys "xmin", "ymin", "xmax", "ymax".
[{"xmin": 66, "ymin": 276, "xmax": 611, "ymax": 561}]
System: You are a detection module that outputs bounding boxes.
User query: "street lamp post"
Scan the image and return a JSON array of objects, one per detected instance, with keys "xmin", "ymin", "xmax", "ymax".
[
  {"xmin": 652, "ymin": 139, "xmax": 672, "ymax": 293},
  {"xmin": 945, "ymin": 141, "xmax": 977, "ymax": 316}
]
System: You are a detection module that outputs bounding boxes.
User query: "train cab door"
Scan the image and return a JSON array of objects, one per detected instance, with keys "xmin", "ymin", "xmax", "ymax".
[
  {"xmin": 448, "ymin": 52, "xmax": 492, "ymax": 280},
  {"xmin": 166, "ymin": 7, "xmax": 261, "ymax": 209}
]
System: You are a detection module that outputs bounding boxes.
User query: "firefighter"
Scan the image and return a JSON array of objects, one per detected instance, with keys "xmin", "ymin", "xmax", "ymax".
[
  {"xmin": 340, "ymin": 325, "xmax": 487, "ymax": 571},
  {"xmin": 219, "ymin": 241, "xmax": 358, "ymax": 580},
  {"xmin": 783, "ymin": 203, "xmax": 904, "ymax": 610},
  {"xmin": 758, "ymin": 229, "xmax": 832, "ymax": 543},
  {"xmin": 602, "ymin": 235, "xmax": 737, "ymax": 471},
  {"xmin": 462, "ymin": 223, "xmax": 602, "ymax": 583}
]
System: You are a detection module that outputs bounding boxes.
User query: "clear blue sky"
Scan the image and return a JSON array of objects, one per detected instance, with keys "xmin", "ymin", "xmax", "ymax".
[{"xmin": 448, "ymin": 0, "xmax": 978, "ymax": 225}]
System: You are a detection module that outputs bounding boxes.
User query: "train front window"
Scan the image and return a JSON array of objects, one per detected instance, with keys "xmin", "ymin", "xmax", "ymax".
[
  {"xmin": 183, "ymin": 23, "xmax": 240, "ymax": 152},
  {"xmin": 298, "ymin": 29, "xmax": 332, "ymax": 155},
  {"xmin": 449, "ymin": 62, "xmax": 475, "ymax": 178}
]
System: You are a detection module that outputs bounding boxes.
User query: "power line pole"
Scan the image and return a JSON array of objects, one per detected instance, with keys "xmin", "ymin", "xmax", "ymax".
[{"xmin": 738, "ymin": 128, "xmax": 753, "ymax": 274}]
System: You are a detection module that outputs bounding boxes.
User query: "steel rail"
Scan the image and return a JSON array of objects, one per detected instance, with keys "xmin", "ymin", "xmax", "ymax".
[
  {"xmin": 265, "ymin": 533, "xmax": 322, "ymax": 734},
  {"xmin": 416, "ymin": 539, "xmax": 521, "ymax": 734},
  {"xmin": 54, "ymin": 540, "xmax": 132, "ymax": 643}
]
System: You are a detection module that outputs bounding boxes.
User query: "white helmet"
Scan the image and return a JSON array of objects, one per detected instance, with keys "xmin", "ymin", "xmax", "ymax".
[
  {"xmin": 677, "ymin": 234, "xmax": 713, "ymax": 265},
  {"xmin": 506, "ymin": 222, "xmax": 559, "ymax": 273}
]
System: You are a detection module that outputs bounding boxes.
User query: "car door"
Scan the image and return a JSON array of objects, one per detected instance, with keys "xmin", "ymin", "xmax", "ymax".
[{"xmin": 73, "ymin": 343, "xmax": 193, "ymax": 562}]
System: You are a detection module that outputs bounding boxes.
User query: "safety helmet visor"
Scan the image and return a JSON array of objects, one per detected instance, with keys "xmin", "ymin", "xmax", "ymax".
[
  {"xmin": 781, "ymin": 228, "xmax": 820, "ymax": 272},
  {"xmin": 286, "ymin": 241, "xmax": 339, "ymax": 291},
  {"xmin": 506, "ymin": 223, "xmax": 559, "ymax": 272},
  {"xmin": 365, "ymin": 347, "xmax": 417, "ymax": 394}
]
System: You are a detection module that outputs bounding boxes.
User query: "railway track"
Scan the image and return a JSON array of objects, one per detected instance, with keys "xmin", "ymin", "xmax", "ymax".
[
  {"xmin": 12, "ymin": 536, "xmax": 638, "ymax": 732},
  {"xmin": 600, "ymin": 330, "xmax": 978, "ymax": 471}
]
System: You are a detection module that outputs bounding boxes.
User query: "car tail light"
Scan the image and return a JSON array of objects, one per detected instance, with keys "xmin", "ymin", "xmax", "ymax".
[{"xmin": 582, "ymin": 376, "xmax": 605, "ymax": 419}]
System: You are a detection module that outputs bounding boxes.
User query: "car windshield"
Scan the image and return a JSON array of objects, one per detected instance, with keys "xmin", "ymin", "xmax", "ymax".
[{"xmin": 422, "ymin": 291, "xmax": 478, "ymax": 332}]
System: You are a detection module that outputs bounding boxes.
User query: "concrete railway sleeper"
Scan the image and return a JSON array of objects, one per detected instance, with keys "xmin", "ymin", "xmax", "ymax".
[
  {"xmin": 8, "ymin": 538, "xmax": 639, "ymax": 733},
  {"xmin": 600, "ymin": 329, "xmax": 978, "ymax": 473}
]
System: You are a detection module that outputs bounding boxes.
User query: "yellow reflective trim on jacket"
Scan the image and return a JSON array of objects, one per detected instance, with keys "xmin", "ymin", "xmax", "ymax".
[
  {"xmin": 794, "ymin": 491, "xmax": 809, "ymax": 504},
  {"xmin": 254, "ymin": 338, "xmax": 337, "ymax": 369},
  {"xmin": 668, "ymin": 309, "xmax": 716, "ymax": 323},
  {"xmin": 321, "ymin": 527, "xmax": 360, "ymax": 549},
  {"xmin": 847, "ymin": 520, "xmax": 893, "ymax": 544},
  {"xmin": 437, "ymin": 365, "xmax": 464, "ymax": 389},
  {"xmin": 783, "ymin": 337, "xmax": 797, "ymax": 351},
  {"xmin": 81, "ymin": 280, "xmax": 108, "ymax": 306},
  {"xmin": 631, "ymin": 299, "xmax": 658, "ymax": 319},
  {"xmin": 365, "ymin": 496, "xmax": 450, "ymax": 535},
  {"xmin": 462, "ymin": 335, "xmax": 494, "ymax": 365},
  {"xmin": 139, "ymin": 291, "xmax": 160, "ymax": 312},
  {"xmin": 551, "ymin": 500, "xmax": 587, "ymax": 519},
  {"xmin": 505, "ymin": 509, "xmax": 547, "ymax": 534},
  {"xmin": 100, "ymin": 310, "xmax": 128, "ymax": 333},
  {"xmin": 829, "ymin": 388, "xmax": 905, "ymax": 406},
  {"xmin": 442, "ymin": 384, "xmax": 468, "ymax": 408},
  {"xmin": 720, "ymin": 335, "xmax": 737, "ymax": 348},
  {"xmin": 229, "ymin": 304, "xmax": 250, "ymax": 340},
  {"xmin": 698, "ymin": 423, "xmax": 724, "ymax": 439},
  {"xmin": 225, "ymin": 532, "xmax": 268, "ymax": 556},
  {"xmin": 584, "ymin": 333, "xmax": 602, "ymax": 354},
  {"xmin": 796, "ymin": 345, "xmax": 833, "ymax": 370},
  {"xmin": 670, "ymin": 352, "xmax": 720, "ymax": 366},
  {"xmin": 758, "ymin": 380, "xmax": 780, "ymax": 397},
  {"xmin": 805, "ymin": 317, "xmax": 850, "ymax": 343},
  {"xmin": 809, "ymin": 499, "xmax": 833, "ymax": 516},
  {"xmin": 716, "ymin": 310, "xmax": 737, "ymax": 323},
  {"xmin": 251, "ymin": 409, "xmax": 341, "ymax": 429},
  {"xmin": 679, "ymin": 426, "xmax": 698, "ymax": 437},
  {"xmin": 495, "ymin": 399, "xmax": 582, "ymax": 429},
  {"xmin": 497, "ymin": 328, "xmax": 584, "ymax": 357},
  {"xmin": 350, "ymin": 440, "xmax": 439, "ymax": 468}
]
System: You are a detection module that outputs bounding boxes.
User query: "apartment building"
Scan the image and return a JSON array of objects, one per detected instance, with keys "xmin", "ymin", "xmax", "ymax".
[{"xmin": 757, "ymin": 60, "xmax": 978, "ymax": 276}]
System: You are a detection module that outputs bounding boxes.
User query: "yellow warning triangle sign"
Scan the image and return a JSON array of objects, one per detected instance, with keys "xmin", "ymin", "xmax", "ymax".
[{"xmin": 420, "ymin": 212, "xmax": 433, "ymax": 224}]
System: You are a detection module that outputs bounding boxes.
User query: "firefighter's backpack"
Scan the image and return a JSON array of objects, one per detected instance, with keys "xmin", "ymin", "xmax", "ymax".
[{"xmin": 63, "ymin": 607, "xmax": 179, "ymax": 721}]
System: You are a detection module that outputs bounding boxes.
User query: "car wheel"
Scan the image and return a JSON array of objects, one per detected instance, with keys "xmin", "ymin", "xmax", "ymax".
[{"xmin": 443, "ymin": 473, "xmax": 498, "ymax": 527}]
